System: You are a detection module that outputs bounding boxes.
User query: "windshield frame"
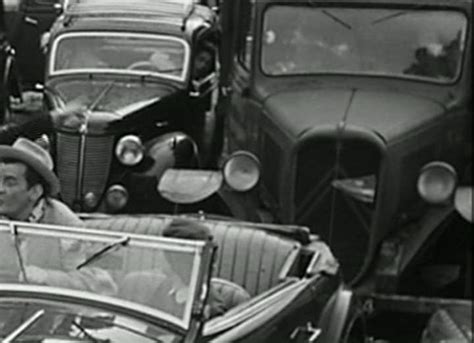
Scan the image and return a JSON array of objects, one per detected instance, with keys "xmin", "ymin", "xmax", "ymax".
[
  {"xmin": 259, "ymin": 4, "xmax": 469, "ymax": 85},
  {"xmin": 0, "ymin": 219, "xmax": 212, "ymax": 332},
  {"xmin": 0, "ymin": 284, "xmax": 187, "ymax": 340},
  {"xmin": 49, "ymin": 31, "xmax": 191, "ymax": 83}
]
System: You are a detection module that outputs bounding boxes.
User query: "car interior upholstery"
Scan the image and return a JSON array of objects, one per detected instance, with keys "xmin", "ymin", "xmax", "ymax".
[{"xmin": 83, "ymin": 215, "xmax": 302, "ymax": 297}]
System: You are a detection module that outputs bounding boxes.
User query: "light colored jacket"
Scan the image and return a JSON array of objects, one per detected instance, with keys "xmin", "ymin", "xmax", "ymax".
[{"xmin": 3, "ymin": 198, "xmax": 117, "ymax": 296}]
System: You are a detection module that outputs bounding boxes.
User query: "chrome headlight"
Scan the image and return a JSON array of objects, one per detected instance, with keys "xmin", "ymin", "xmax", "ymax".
[
  {"xmin": 223, "ymin": 151, "xmax": 260, "ymax": 192},
  {"xmin": 105, "ymin": 185, "xmax": 129, "ymax": 211},
  {"xmin": 115, "ymin": 135, "xmax": 144, "ymax": 166},
  {"xmin": 417, "ymin": 161, "xmax": 457, "ymax": 204}
]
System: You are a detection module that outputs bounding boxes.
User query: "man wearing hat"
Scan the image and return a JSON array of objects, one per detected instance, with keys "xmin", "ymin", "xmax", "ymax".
[
  {"xmin": 0, "ymin": 137, "xmax": 117, "ymax": 295},
  {"xmin": 120, "ymin": 218, "xmax": 250, "ymax": 319},
  {"xmin": 0, "ymin": 137, "xmax": 81, "ymax": 225}
]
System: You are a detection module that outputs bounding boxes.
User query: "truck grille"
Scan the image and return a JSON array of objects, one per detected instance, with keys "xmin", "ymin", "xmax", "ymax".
[
  {"xmin": 56, "ymin": 132, "xmax": 114, "ymax": 209},
  {"xmin": 295, "ymin": 138, "xmax": 381, "ymax": 282}
]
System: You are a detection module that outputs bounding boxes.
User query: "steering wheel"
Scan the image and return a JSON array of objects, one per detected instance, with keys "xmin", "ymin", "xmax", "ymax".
[{"xmin": 127, "ymin": 61, "xmax": 156, "ymax": 71}]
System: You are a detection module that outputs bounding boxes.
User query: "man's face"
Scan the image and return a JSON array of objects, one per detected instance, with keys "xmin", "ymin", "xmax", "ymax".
[{"xmin": 0, "ymin": 163, "xmax": 37, "ymax": 220}]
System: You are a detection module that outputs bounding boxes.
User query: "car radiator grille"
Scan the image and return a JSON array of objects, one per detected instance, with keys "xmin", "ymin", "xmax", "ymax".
[
  {"xmin": 295, "ymin": 138, "xmax": 381, "ymax": 283},
  {"xmin": 56, "ymin": 132, "xmax": 114, "ymax": 209}
]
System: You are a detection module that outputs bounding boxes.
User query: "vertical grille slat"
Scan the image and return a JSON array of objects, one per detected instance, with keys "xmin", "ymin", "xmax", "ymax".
[{"xmin": 56, "ymin": 133, "xmax": 114, "ymax": 208}]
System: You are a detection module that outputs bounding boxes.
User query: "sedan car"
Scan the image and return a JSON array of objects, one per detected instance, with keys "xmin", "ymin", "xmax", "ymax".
[
  {"xmin": 0, "ymin": 215, "xmax": 345, "ymax": 342},
  {"xmin": 20, "ymin": 0, "xmax": 223, "ymax": 213}
]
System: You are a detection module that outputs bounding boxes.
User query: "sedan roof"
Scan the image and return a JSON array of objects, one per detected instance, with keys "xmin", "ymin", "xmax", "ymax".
[{"xmin": 52, "ymin": 0, "xmax": 214, "ymax": 40}]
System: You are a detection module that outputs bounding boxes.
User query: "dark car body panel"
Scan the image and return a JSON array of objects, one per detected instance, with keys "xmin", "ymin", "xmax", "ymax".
[{"xmin": 263, "ymin": 88, "xmax": 445, "ymax": 141}]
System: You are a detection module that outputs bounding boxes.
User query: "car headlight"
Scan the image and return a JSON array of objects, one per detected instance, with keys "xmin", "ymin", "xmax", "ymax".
[
  {"xmin": 115, "ymin": 135, "xmax": 144, "ymax": 166},
  {"xmin": 223, "ymin": 151, "xmax": 260, "ymax": 192},
  {"xmin": 417, "ymin": 161, "xmax": 457, "ymax": 204},
  {"xmin": 105, "ymin": 185, "xmax": 129, "ymax": 211}
]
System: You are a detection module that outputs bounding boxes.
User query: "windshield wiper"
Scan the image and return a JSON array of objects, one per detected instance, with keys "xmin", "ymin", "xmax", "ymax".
[
  {"xmin": 3, "ymin": 309, "xmax": 45, "ymax": 343},
  {"xmin": 72, "ymin": 320, "xmax": 109, "ymax": 343},
  {"xmin": 321, "ymin": 10, "xmax": 352, "ymax": 30},
  {"xmin": 306, "ymin": 1, "xmax": 352, "ymax": 30},
  {"xmin": 371, "ymin": 5, "xmax": 426, "ymax": 25},
  {"xmin": 88, "ymin": 81, "xmax": 116, "ymax": 113},
  {"xmin": 371, "ymin": 10, "xmax": 411, "ymax": 25},
  {"xmin": 76, "ymin": 236, "xmax": 130, "ymax": 270}
]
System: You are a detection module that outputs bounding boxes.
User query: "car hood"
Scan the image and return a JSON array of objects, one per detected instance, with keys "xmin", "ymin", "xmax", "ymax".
[
  {"xmin": 264, "ymin": 88, "xmax": 445, "ymax": 143},
  {"xmin": 47, "ymin": 77, "xmax": 180, "ymax": 115}
]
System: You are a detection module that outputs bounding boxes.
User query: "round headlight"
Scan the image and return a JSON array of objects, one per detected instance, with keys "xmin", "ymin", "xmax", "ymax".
[
  {"xmin": 417, "ymin": 161, "xmax": 457, "ymax": 204},
  {"xmin": 223, "ymin": 151, "xmax": 260, "ymax": 192},
  {"xmin": 105, "ymin": 185, "xmax": 129, "ymax": 211},
  {"xmin": 115, "ymin": 135, "xmax": 144, "ymax": 166}
]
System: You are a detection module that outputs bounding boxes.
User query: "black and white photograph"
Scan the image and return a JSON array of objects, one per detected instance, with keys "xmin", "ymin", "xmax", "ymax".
[{"xmin": 0, "ymin": 0, "xmax": 472, "ymax": 342}]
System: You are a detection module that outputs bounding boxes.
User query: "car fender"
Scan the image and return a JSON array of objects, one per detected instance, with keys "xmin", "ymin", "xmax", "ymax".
[
  {"xmin": 142, "ymin": 131, "xmax": 199, "ymax": 178},
  {"xmin": 316, "ymin": 287, "xmax": 366, "ymax": 343},
  {"xmin": 216, "ymin": 187, "xmax": 261, "ymax": 222}
]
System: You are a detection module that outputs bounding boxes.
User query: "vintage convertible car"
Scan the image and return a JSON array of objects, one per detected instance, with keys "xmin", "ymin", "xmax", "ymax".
[
  {"xmin": 219, "ymin": 0, "xmax": 472, "ymax": 287},
  {"xmin": 11, "ymin": 0, "xmax": 223, "ymax": 213},
  {"xmin": 0, "ymin": 215, "xmax": 348, "ymax": 342}
]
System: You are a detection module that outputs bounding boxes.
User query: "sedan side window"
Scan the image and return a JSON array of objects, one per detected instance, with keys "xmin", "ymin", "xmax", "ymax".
[{"xmin": 190, "ymin": 42, "xmax": 217, "ymax": 97}]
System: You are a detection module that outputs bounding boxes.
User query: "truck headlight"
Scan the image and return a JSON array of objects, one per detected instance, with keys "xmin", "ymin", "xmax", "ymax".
[
  {"xmin": 417, "ymin": 161, "xmax": 457, "ymax": 204},
  {"xmin": 223, "ymin": 151, "xmax": 260, "ymax": 192},
  {"xmin": 115, "ymin": 135, "xmax": 144, "ymax": 166}
]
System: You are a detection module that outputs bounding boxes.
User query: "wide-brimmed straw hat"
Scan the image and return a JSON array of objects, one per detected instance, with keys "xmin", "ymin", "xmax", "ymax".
[{"xmin": 0, "ymin": 138, "xmax": 60, "ymax": 196}]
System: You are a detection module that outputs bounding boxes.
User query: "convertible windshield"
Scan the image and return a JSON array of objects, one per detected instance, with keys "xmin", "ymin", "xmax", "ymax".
[
  {"xmin": 0, "ymin": 289, "xmax": 172, "ymax": 343},
  {"xmin": 261, "ymin": 6, "xmax": 467, "ymax": 83},
  {"xmin": 50, "ymin": 33, "xmax": 189, "ymax": 82},
  {"xmin": 0, "ymin": 219, "xmax": 210, "ymax": 332}
]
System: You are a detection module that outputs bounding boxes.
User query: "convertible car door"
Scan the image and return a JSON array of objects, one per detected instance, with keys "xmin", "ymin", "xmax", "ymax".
[{"xmin": 209, "ymin": 275, "xmax": 339, "ymax": 342}]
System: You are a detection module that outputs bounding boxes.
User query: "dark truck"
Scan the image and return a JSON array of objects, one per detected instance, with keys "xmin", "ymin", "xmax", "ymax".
[
  {"xmin": 221, "ymin": 0, "xmax": 471, "ymax": 284},
  {"xmin": 220, "ymin": 0, "xmax": 472, "ymax": 340}
]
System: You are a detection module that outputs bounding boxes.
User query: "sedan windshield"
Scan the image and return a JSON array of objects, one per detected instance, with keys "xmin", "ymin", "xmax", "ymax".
[
  {"xmin": 50, "ymin": 33, "xmax": 189, "ymax": 82},
  {"xmin": 261, "ymin": 6, "xmax": 467, "ymax": 83}
]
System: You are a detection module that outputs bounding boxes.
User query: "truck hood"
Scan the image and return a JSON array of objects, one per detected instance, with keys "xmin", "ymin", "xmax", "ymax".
[{"xmin": 264, "ymin": 88, "xmax": 445, "ymax": 143}]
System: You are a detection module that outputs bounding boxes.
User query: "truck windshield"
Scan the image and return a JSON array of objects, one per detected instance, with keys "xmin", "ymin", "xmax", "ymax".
[{"xmin": 261, "ymin": 6, "xmax": 467, "ymax": 83}]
